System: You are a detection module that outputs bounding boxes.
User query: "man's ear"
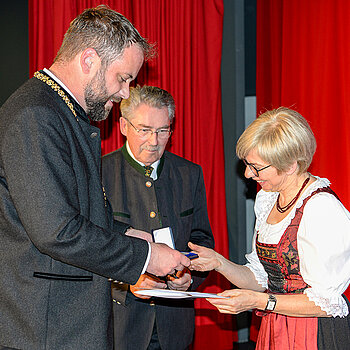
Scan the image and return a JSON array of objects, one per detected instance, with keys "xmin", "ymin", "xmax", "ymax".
[
  {"xmin": 120, "ymin": 117, "xmax": 128, "ymax": 137},
  {"xmin": 80, "ymin": 48, "xmax": 100, "ymax": 74}
]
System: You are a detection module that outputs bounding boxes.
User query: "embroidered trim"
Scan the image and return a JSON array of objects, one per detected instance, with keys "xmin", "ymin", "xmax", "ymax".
[
  {"xmin": 305, "ymin": 288, "xmax": 349, "ymax": 317},
  {"xmin": 256, "ymin": 241, "xmax": 278, "ymax": 262},
  {"xmin": 34, "ymin": 71, "xmax": 79, "ymax": 122}
]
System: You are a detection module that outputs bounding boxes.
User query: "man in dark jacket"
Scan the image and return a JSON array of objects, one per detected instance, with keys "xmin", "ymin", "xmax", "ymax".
[
  {"xmin": 0, "ymin": 6, "xmax": 189, "ymax": 350},
  {"xmin": 102, "ymin": 85, "xmax": 215, "ymax": 350}
]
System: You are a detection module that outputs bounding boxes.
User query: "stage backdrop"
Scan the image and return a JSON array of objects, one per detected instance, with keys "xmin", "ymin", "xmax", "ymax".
[
  {"xmin": 251, "ymin": 0, "xmax": 350, "ymax": 342},
  {"xmin": 257, "ymin": 0, "xmax": 350, "ymax": 208},
  {"xmin": 29, "ymin": 0, "xmax": 235, "ymax": 349}
]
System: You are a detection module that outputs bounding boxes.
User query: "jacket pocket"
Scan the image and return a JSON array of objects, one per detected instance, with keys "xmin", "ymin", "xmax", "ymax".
[
  {"xmin": 180, "ymin": 208, "xmax": 194, "ymax": 217},
  {"xmin": 113, "ymin": 211, "xmax": 131, "ymax": 219},
  {"xmin": 33, "ymin": 272, "xmax": 93, "ymax": 282}
]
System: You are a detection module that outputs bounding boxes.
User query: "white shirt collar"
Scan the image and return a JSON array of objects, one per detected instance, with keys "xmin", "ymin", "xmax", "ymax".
[
  {"xmin": 126, "ymin": 141, "xmax": 160, "ymax": 180},
  {"xmin": 43, "ymin": 68, "xmax": 80, "ymax": 105}
]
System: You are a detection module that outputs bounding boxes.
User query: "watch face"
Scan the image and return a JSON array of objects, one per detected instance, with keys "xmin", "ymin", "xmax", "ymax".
[
  {"xmin": 266, "ymin": 300, "xmax": 275, "ymax": 311},
  {"xmin": 265, "ymin": 295, "xmax": 277, "ymax": 311}
]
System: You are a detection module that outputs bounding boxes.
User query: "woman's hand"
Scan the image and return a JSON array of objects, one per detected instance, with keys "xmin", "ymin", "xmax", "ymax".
[
  {"xmin": 207, "ymin": 289, "xmax": 261, "ymax": 314},
  {"xmin": 188, "ymin": 242, "xmax": 222, "ymax": 272},
  {"xmin": 189, "ymin": 243, "xmax": 264, "ymax": 292}
]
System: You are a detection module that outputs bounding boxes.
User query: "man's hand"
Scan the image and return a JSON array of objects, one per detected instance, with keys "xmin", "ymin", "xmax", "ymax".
[
  {"xmin": 130, "ymin": 273, "xmax": 167, "ymax": 299},
  {"xmin": 125, "ymin": 228, "xmax": 153, "ymax": 242},
  {"xmin": 146, "ymin": 243, "xmax": 190, "ymax": 277},
  {"xmin": 167, "ymin": 267, "xmax": 192, "ymax": 291}
]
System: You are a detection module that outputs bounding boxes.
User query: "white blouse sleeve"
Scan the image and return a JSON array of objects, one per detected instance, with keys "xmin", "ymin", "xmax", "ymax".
[
  {"xmin": 245, "ymin": 229, "xmax": 269, "ymax": 289},
  {"xmin": 298, "ymin": 192, "xmax": 350, "ymax": 317},
  {"xmin": 244, "ymin": 189, "xmax": 273, "ymax": 289}
]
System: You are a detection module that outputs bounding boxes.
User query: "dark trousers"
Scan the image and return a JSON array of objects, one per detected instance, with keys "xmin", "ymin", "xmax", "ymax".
[
  {"xmin": 146, "ymin": 323, "xmax": 189, "ymax": 350},
  {"xmin": 147, "ymin": 323, "xmax": 162, "ymax": 350}
]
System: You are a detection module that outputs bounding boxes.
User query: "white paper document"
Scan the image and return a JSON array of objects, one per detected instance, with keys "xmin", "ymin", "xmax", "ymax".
[{"xmin": 134, "ymin": 289, "xmax": 227, "ymax": 299}]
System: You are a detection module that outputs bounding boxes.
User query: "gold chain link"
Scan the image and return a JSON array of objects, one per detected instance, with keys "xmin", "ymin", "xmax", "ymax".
[{"xmin": 34, "ymin": 71, "xmax": 79, "ymax": 122}]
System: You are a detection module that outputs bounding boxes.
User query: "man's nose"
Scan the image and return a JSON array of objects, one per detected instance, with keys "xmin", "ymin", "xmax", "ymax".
[
  {"xmin": 119, "ymin": 85, "xmax": 130, "ymax": 100},
  {"xmin": 148, "ymin": 131, "xmax": 159, "ymax": 144}
]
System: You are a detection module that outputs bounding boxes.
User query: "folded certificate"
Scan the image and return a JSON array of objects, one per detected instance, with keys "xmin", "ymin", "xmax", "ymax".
[{"xmin": 134, "ymin": 289, "xmax": 227, "ymax": 299}]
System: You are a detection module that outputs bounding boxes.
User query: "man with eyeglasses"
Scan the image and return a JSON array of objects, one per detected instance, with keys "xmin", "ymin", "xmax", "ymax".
[{"xmin": 102, "ymin": 85, "xmax": 214, "ymax": 350}]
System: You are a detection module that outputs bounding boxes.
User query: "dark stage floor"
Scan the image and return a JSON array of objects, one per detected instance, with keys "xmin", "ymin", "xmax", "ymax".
[{"xmin": 233, "ymin": 340, "xmax": 256, "ymax": 350}]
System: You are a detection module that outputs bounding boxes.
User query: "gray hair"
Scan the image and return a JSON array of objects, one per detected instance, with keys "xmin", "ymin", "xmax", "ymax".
[
  {"xmin": 120, "ymin": 85, "xmax": 175, "ymax": 122},
  {"xmin": 54, "ymin": 5, "xmax": 155, "ymax": 66},
  {"xmin": 236, "ymin": 107, "xmax": 316, "ymax": 174}
]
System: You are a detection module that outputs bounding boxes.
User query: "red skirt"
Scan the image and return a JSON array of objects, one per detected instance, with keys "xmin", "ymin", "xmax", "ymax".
[{"xmin": 255, "ymin": 312, "xmax": 318, "ymax": 350}]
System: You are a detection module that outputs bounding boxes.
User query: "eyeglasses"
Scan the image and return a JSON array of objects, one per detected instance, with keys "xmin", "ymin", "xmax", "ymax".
[
  {"xmin": 124, "ymin": 117, "xmax": 172, "ymax": 140},
  {"xmin": 243, "ymin": 159, "xmax": 271, "ymax": 177}
]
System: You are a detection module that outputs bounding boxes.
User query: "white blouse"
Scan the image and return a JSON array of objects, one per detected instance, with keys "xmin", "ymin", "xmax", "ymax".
[{"xmin": 245, "ymin": 176, "xmax": 350, "ymax": 317}]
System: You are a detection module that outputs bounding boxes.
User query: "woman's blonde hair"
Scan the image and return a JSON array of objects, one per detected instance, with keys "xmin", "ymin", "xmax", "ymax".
[{"xmin": 236, "ymin": 107, "xmax": 316, "ymax": 174}]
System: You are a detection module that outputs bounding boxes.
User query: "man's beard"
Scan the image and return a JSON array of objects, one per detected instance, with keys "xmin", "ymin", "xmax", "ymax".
[{"xmin": 84, "ymin": 69, "xmax": 113, "ymax": 122}]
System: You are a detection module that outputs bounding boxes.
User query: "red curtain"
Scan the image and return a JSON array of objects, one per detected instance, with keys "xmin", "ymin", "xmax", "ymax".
[
  {"xmin": 29, "ymin": 1, "xmax": 234, "ymax": 348},
  {"xmin": 254, "ymin": 0, "xmax": 350, "ymax": 341},
  {"xmin": 257, "ymin": 0, "xmax": 350, "ymax": 208}
]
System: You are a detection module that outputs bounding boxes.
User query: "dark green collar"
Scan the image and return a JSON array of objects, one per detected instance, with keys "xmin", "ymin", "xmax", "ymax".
[{"xmin": 121, "ymin": 144, "xmax": 165, "ymax": 178}]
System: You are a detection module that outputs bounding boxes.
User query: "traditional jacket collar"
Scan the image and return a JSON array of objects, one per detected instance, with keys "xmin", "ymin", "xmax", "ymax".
[
  {"xmin": 35, "ymin": 70, "xmax": 89, "ymax": 123},
  {"xmin": 121, "ymin": 144, "xmax": 165, "ymax": 179}
]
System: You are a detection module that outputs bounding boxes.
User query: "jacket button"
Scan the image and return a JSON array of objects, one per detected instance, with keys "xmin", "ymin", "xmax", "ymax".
[
  {"xmin": 90, "ymin": 132, "xmax": 98, "ymax": 138},
  {"xmin": 149, "ymin": 211, "xmax": 156, "ymax": 218},
  {"xmin": 145, "ymin": 181, "xmax": 152, "ymax": 188}
]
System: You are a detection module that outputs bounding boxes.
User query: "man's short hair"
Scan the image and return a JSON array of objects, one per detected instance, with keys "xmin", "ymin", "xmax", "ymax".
[
  {"xmin": 54, "ymin": 5, "xmax": 155, "ymax": 66},
  {"xmin": 120, "ymin": 85, "xmax": 175, "ymax": 122}
]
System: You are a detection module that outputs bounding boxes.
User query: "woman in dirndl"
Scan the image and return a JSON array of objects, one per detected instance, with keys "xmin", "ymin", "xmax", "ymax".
[{"xmin": 189, "ymin": 107, "xmax": 350, "ymax": 349}]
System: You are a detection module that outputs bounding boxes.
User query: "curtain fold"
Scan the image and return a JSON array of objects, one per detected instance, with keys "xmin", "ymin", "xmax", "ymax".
[
  {"xmin": 29, "ymin": 0, "xmax": 234, "ymax": 348},
  {"xmin": 257, "ymin": 0, "xmax": 350, "ymax": 207},
  {"xmin": 255, "ymin": 0, "xmax": 350, "ymax": 341}
]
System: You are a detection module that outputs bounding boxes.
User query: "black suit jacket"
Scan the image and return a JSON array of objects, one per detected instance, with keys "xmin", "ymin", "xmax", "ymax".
[
  {"xmin": 0, "ymin": 72, "xmax": 148, "ymax": 350},
  {"xmin": 102, "ymin": 145, "xmax": 215, "ymax": 350}
]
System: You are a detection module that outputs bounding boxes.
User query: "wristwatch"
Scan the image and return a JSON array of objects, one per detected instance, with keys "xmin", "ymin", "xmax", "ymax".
[{"xmin": 265, "ymin": 294, "xmax": 277, "ymax": 311}]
